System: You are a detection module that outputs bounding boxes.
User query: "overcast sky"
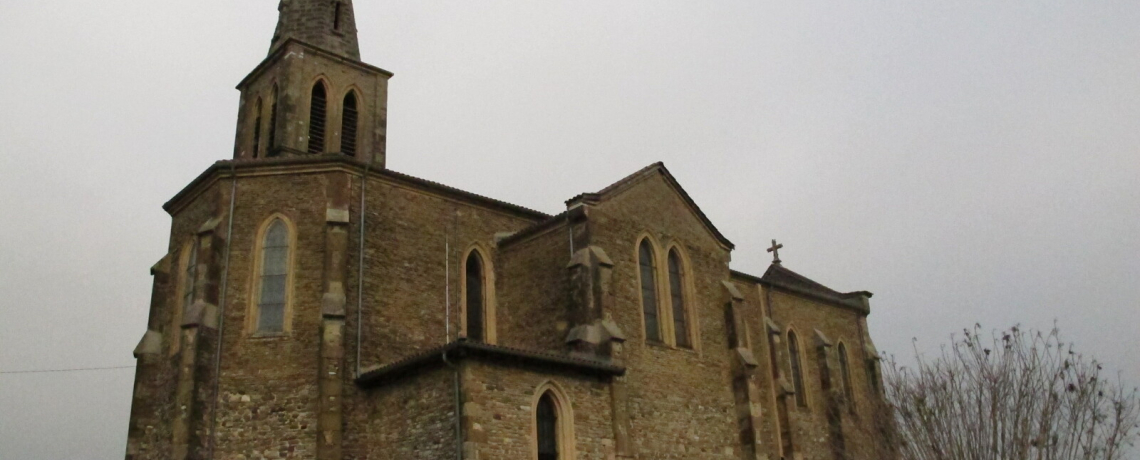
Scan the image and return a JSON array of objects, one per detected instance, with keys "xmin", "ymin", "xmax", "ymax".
[{"xmin": 2, "ymin": 1, "xmax": 1138, "ymax": 458}]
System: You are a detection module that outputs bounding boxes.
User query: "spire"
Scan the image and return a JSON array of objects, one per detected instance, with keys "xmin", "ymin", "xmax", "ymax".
[{"xmin": 270, "ymin": 0, "xmax": 361, "ymax": 60}]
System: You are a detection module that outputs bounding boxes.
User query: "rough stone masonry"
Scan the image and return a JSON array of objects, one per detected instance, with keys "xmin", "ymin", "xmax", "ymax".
[{"xmin": 124, "ymin": 2, "xmax": 895, "ymax": 459}]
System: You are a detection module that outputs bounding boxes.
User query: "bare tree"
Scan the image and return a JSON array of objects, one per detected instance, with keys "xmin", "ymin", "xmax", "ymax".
[{"xmin": 881, "ymin": 324, "xmax": 1139, "ymax": 460}]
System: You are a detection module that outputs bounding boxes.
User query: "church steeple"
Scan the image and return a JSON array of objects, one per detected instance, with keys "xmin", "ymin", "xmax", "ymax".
[
  {"xmin": 270, "ymin": 0, "xmax": 361, "ymax": 60},
  {"xmin": 233, "ymin": 0, "xmax": 390, "ymax": 167}
]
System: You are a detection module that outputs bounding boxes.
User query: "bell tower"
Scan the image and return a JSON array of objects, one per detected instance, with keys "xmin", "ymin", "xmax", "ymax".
[{"xmin": 233, "ymin": 0, "xmax": 390, "ymax": 167}]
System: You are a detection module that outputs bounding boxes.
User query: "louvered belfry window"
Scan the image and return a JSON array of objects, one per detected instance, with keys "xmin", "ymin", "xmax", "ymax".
[
  {"xmin": 537, "ymin": 393, "xmax": 559, "ymax": 460},
  {"xmin": 341, "ymin": 91, "xmax": 358, "ymax": 156},
  {"xmin": 307, "ymin": 82, "xmax": 328, "ymax": 154},
  {"xmin": 267, "ymin": 85, "xmax": 279, "ymax": 156},
  {"xmin": 668, "ymin": 250, "xmax": 690, "ymax": 348},
  {"xmin": 465, "ymin": 252, "xmax": 485, "ymax": 342},
  {"xmin": 257, "ymin": 220, "xmax": 289, "ymax": 333},
  {"xmin": 638, "ymin": 241, "xmax": 661, "ymax": 342}
]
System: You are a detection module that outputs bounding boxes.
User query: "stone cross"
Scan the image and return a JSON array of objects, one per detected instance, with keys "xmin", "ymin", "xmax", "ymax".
[{"xmin": 767, "ymin": 239, "xmax": 783, "ymax": 265}]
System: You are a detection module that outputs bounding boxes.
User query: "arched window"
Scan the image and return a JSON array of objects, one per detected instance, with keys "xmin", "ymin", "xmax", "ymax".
[
  {"xmin": 252, "ymin": 98, "xmax": 263, "ymax": 158},
  {"xmin": 267, "ymin": 85, "xmax": 279, "ymax": 157},
  {"xmin": 537, "ymin": 392, "xmax": 559, "ymax": 460},
  {"xmin": 307, "ymin": 81, "xmax": 328, "ymax": 154},
  {"xmin": 465, "ymin": 251, "xmax": 485, "ymax": 342},
  {"xmin": 341, "ymin": 91, "xmax": 358, "ymax": 157},
  {"xmin": 667, "ymin": 249, "xmax": 690, "ymax": 348},
  {"xmin": 838, "ymin": 343, "xmax": 855, "ymax": 409},
  {"xmin": 638, "ymin": 240, "xmax": 661, "ymax": 342},
  {"xmin": 333, "ymin": 2, "xmax": 344, "ymax": 31},
  {"xmin": 255, "ymin": 219, "xmax": 291, "ymax": 333},
  {"xmin": 788, "ymin": 330, "xmax": 807, "ymax": 407}
]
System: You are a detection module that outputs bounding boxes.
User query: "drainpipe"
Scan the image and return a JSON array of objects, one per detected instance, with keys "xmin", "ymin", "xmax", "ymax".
[
  {"xmin": 355, "ymin": 160, "xmax": 371, "ymax": 377},
  {"xmin": 442, "ymin": 350, "xmax": 464, "ymax": 460}
]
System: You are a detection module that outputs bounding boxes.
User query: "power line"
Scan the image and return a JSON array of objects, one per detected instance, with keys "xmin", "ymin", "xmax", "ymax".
[{"xmin": 0, "ymin": 365, "xmax": 135, "ymax": 375}]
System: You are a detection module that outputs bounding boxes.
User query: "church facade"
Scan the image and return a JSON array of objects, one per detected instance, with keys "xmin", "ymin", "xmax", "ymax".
[{"xmin": 125, "ymin": 2, "xmax": 892, "ymax": 459}]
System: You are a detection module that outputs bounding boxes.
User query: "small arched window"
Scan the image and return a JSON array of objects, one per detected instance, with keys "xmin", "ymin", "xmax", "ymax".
[
  {"xmin": 341, "ymin": 91, "xmax": 358, "ymax": 157},
  {"xmin": 788, "ymin": 330, "xmax": 807, "ymax": 407},
  {"xmin": 333, "ymin": 2, "xmax": 344, "ymax": 31},
  {"xmin": 537, "ymin": 392, "xmax": 559, "ymax": 460},
  {"xmin": 252, "ymin": 98, "xmax": 263, "ymax": 158},
  {"xmin": 267, "ymin": 85, "xmax": 279, "ymax": 157},
  {"xmin": 838, "ymin": 343, "xmax": 855, "ymax": 409},
  {"xmin": 638, "ymin": 240, "xmax": 661, "ymax": 342},
  {"xmin": 667, "ymin": 249, "xmax": 690, "ymax": 348},
  {"xmin": 307, "ymin": 81, "xmax": 328, "ymax": 154},
  {"xmin": 255, "ymin": 219, "xmax": 291, "ymax": 333},
  {"xmin": 465, "ymin": 251, "xmax": 485, "ymax": 342}
]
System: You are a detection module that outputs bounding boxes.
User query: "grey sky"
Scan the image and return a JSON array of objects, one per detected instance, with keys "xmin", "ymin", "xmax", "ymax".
[{"xmin": 2, "ymin": 1, "xmax": 1137, "ymax": 458}]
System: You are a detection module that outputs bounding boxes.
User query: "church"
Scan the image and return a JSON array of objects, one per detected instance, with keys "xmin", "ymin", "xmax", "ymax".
[{"xmin": 125, "ymin": 2, "xmax": 892, "ymax": 459}]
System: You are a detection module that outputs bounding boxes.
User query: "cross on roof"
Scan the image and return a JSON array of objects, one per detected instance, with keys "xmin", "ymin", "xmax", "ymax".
[{"xmin": 767, "ymin": 239, "xmax": 783, "ymax": 265}]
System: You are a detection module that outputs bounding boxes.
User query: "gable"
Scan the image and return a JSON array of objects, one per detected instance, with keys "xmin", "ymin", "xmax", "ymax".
[{"xmin": 568, "ymin": 162, "xmax": 734, "ymax": 251}]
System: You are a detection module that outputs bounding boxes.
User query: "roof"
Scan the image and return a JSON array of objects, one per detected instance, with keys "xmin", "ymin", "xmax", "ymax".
[
  {"xmin": 565, "ymin": 162, "xmax": 734, "ymax": 250},
  {"xmin": 355, "ymin": 340, "xmax": 626, "ymax": 388},
  {"xmin": 731, "ymin": 264, "xmax": 872, "ymax": 313},
  {"xmin": 162, "ymin": 155, "xmax": 550, "ymax": 221}
]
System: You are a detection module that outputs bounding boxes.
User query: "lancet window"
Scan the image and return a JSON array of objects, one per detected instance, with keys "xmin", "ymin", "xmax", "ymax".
[
  {"xmin": 464, "ymin": 251, "xmax": 485, "ymax": 342},
  {"xmin": 788, "ymin": 330, "xmax": 807, "ymax": 407},
  {"xmin": 341, "ymin": 91, "xmax": 358, "ymax": 156},
  {"xmin": 638, "ymin": 240, "xmax": 661, "ymax": 342},
  {"xmin": 307, "ymin": 81, "xmax": 328, "ymax": 154},
  {"xmin": 255, "ymin": 218, "xmax": 291, "ymax": 333},
  {"xmin": 667, "ymin": 249, "xmax": 690, "ymax": 348}
]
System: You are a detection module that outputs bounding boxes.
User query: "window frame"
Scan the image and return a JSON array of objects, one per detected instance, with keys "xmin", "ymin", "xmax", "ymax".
[
  {"xmin": 531, "ymin": 381, "xmax": 576, "ymax": 460},
  {"xmin": 247, "ymin": 215, "xmax": 297, "ymax": 336},
  {"xmin": 837, "ymin": 341, "xmax": 856, "ymax": 412},
  {"xmin": 635, "ymin": 237, "xmax": 663, "ymax": 344},
  {"xmin": 340, "ymin": 89, "xmax": 360, "ymax": 157},
  {"xmin": 460, "ymin": 245, "xmax": 496, "ymax": 344},
  {"xmin": 307, "ymin": 78, "xmax": 330, "ymax": 154},
  {"xmin": 665, "ymin": 246, "xmax": 696, "ymax": 349},
  {"xmin": 787, "ymin": 328, "xmax": 809, "ymax": 408}
]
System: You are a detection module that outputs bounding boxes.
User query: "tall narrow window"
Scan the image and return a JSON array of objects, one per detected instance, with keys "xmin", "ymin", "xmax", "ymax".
[
  {"xmin": 667, "ymin": 250, "xmax": 690, "ymax": 348},
  {"xmin": 866, "ymin": 360, "xmax": 880, "ymax": 394},
  {"xmin": 536, "ymin": 392, "xmax": 559, "ymax": 460},
  {"xmin": 307, "ymin": 82, "xmax": 328, "ymax": 154},
  {"xmin": 333, "ymin": 2, "xmax": 343, "ymax": 31},
  {"xmin": 256, "ymin": 219, "xmax": 290, "ymax": 333},
  {"xmin": 788, "ymin": 330, "xmax": 807, "ymax": 407},
  {"xmin": 638, "ymin": 240, "xmax": 661, "ymax": 342},
  {"xmin": 465, "ymin": 251, "xmax": 485, "ymax": 342},
  {"xmin": 267, "ymin": 85, "xmax": 279, "ymax": 157},
  {"xmin": 252, "ymin": 98, "xmax": 263, "ymax": 158},
  {"xmin": 838, "ymin": 343, "xmax": 855, "ymax": 409},
  {"xmin": 341, "ymin": 91, "xmax": 358, "ymax": 156}
]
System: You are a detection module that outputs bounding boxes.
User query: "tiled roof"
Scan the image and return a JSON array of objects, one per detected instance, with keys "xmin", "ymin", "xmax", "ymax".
[{"xmin": 355, "ymin": 340, "xmax": 625, "ymax": 388}]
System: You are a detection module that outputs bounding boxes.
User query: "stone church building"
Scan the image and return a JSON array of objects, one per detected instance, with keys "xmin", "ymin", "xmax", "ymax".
[{"xmin": 125, "ymin": 2, "xmax": 891, "ymax": 459}]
